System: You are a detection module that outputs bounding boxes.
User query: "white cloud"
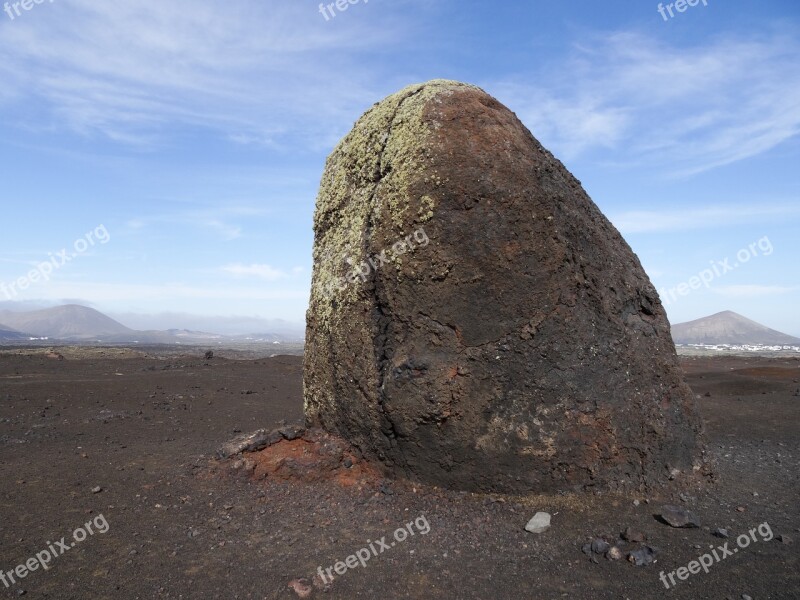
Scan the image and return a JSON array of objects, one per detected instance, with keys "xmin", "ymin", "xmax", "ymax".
[{"xmin": 220, "ymin": 264, "xmax": 287, "ymax": 281}]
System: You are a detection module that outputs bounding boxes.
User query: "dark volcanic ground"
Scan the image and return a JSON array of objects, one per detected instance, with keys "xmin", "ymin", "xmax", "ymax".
[{"xmin": 0, "ymin": 348, "xmax": 797, "ymax": 599}]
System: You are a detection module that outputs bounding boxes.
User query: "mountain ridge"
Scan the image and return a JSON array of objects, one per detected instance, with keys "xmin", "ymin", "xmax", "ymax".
[{"xmin": 671, "ymin": 310, "xmax": 800, "ymax": 345}]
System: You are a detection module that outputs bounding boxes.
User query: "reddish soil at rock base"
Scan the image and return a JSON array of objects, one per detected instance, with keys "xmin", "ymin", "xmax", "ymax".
[
  {"xmin": 225, "ymin": 430, "xmax": 382, "ymax": 489},
  {"xmin": 0, "ymin": 348, "xmax": 798, "ymax": 599}
]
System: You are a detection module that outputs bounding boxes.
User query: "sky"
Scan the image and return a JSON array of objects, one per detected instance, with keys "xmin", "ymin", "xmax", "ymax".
[{"xmin": 0, "ymin": 0, "xmax": 798, "ymax": 336}]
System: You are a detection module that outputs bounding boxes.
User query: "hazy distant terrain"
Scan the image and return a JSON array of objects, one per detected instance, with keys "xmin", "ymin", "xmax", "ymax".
[
  {"xmin": 5, "ymin": 306, "xmax": 800, "ymax": 357},
  {"xmin": 0, "ymin": 326, "xmax": 26, "ymax": 341},
  {"xmin": 0, "ymin": 304, "xmax": 304, "ymax": 345}
]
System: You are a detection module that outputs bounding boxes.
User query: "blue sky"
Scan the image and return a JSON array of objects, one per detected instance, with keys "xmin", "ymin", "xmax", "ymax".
[{"xmin": 0, "ymin": 0, "xmax": 798, "ymax": 336}]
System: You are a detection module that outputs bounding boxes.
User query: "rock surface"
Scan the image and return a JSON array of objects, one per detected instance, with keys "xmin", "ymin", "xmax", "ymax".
[{"xmin": 304, "ymin": 79, "xmax": 704, "ymax": 493}]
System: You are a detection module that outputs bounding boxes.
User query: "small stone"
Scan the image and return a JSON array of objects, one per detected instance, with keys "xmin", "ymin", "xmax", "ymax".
[
  {"xmin": 288, "ymin": 579, "xmax": 313, "ymax": 599},
  {"xmin": 736, "ymin": 506, "xmax": 746, "ymax": 513},
  {"xmin": 524, "ymin": 512, "xmax": 551, "ymax": 534},
  {"xmin": 91, "ymin": 486, "xmax": 102, "ymax": 494},
  {"xmin": 777, "ymin": 534, "xmax": 793, "ymax": 544},
  {"xmin": 606, "ymin": 546, "xmax": 623, "ymax": 560},
  {"xmin": 343, "ymin": 457, "xmax": 353, "ymax": 468},
  {"xmin": 660, "ymin": 505, "xmax": 700, "ymax": 528},
  {"xmin": 712, "ymin": 528, "xmax": 730, "ymax": 539},
  {"xmin": 627, "ymin": 545, "xmax": 658, "ymax": 566},
  {"xmin": 622, "ymin": 527, "xmax": 647, "ymax": 543},
  {"xmin": 704, "ymin": 391, "xmax": 711, "ymax": 397},
  {"xmin": 591, "ymin": 538, "xmax": 610, "ymax": 554},
  {"xmin": 279, "ymin": 425, "xmax": 305, "ymax": 441},
  {"xmin": 742, "ymin": 595, "xmax": 752, "ymax": 600},
  {"xmin": 217, "ymin": 429, "xmax": 268, "ymax": 458},
  {"xmin": 633, "ymin": 499, "xmax": 640, "ymax": 507},
  {"xmin": 204, "ymin": 350, "xmax": 214, "ymax": 360}
]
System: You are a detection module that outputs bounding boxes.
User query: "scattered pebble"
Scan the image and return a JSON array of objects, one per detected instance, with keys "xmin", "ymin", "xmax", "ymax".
[
  {"xmin": 777, "ymin": 534, "xmax": 793, "ymax": 545},
  {"xmin": 660, "ymin": 505, "xmax": 700, "ymax": 528},
  {"xmin": 627, "ymin": 545, "xmax": 658, "ymax": 566},
  {"xmin": 524, "ymin": 512, "xmax": 551, "ymax": 534},
  {"xmin": 712, "ymin": 528, "xmax": 730, "ymax": 539},
  {"xmin": 91, "ymin": 486, "xmax": 102, "ymax": 494},
  {"xmin": 288, "ymin": 578, "xmax": 313, "ymax": 598}
]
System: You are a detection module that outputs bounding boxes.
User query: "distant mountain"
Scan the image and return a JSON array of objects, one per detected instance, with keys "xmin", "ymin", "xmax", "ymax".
[
  {"xmin": 0, "ymin": 325, "xmax": 28, "ymax": 340},
  {"xmin": 672, "ymin": 311, "xmax": 800, "ymax": 346},
  {"xmin": 0, "ymin": 305, "xmax": 132, "ymax": 340}
]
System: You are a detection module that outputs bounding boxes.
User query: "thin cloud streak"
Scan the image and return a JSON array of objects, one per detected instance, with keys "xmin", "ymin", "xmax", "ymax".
[
  {"xmin": 611, "ymin": 203, "xmax": 800, "ymax": 234},
  {"xmin": 493, "ymin": 30, "xmax": 800, "ymax": 175},
  {"xmin": 0, "ymin": 0, "xmax": 414, "ymax": 148},
  {"xmin": 712, "ymin": 285, "xmax": 800, "ymax": 297}
]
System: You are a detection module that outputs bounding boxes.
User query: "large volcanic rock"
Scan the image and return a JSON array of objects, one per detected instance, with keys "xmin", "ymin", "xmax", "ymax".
[{"xmin": 304, "ymin": 80, "xmax": 704, "ymax": 493}]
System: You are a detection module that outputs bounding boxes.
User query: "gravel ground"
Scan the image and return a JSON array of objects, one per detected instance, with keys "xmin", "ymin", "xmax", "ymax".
[{"xmin": 0, "ymin": 350, "xmax": 797, "ymax": 599}]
